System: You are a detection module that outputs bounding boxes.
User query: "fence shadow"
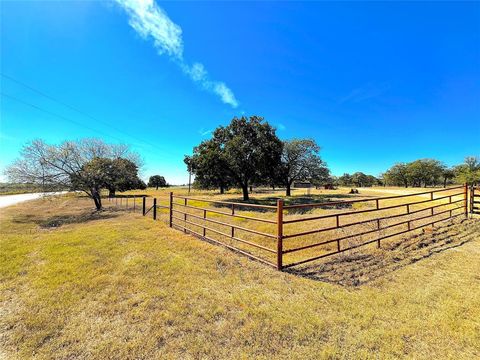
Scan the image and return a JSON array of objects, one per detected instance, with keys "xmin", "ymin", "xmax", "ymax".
[{"xmin": 286, "ymin": 219, "xmax": 475, "ymax": 287}]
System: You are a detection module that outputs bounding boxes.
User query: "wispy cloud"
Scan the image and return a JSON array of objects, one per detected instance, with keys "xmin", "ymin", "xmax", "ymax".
[
  {"xmin": 0, "ymin": 132, "xmax": 17, "ymax": 141},
  {"xmin": 338, "ymin": 82, "xmax": 390, "ymax": 104},
  {"xmin": 276, "ymin": 123, "xmax": 286, "ymax": 131},
  {"xmin": 198, "ymin": 128, "xmax": 213, "ymax": 137},
  {"xmin": 114, "ymin": 0, "xmax": 238, "ymax": 108}
]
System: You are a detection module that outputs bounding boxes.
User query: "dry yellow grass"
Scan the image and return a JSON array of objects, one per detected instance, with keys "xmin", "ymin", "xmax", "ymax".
[{"xmin": 1, "ymin": 190, "xmax": 479, "ymax": 359}]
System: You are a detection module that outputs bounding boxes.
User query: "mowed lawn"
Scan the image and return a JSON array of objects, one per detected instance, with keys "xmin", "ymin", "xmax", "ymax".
[{"xmin": 1, "ymin": 194, "xmax": 479, "ymax": 359}]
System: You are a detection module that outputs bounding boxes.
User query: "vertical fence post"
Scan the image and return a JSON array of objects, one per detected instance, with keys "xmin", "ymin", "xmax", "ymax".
[
  {"xmin": 142, "ymin": 197, "xmax": 146, "ymax": 216},
  {"xmin": 153, "ymin": 198, "xmax": 157, "ymax": 220},
  {"xmin": 277, "ymin": 199, "xmax": 284, "ymax": 271},
  {"xmin": 231, "ymin": 204, "xmax": 235, "ymax": 238},
  {"xmin": 203, "ymin": 209, "xmax": 207, "ymax": 237},
  {"xmin": 464, "ymin": 183, "xmax": 468, "ymax": 218},
  {"xmin": 169, "ymin": 192, "xmax": 173, "ymax": 228},
  {"xmin": 133, "ymin": 195, "xmax": 136, "ymax": 212},
  {"xmin": 183, "ymin": 198, "xmax": 187, "ymax": 233},
  {"xmin": 376, "ymin": 219, "xmax": 381, "ymax": 248},
  {"xmin": 470, "ymin": 185, "xmax": 475, "ymax": 216}
]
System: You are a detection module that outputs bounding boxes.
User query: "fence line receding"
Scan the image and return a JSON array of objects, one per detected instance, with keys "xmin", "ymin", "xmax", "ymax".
[{"xmin": 108, "ymin": 185, "xmax": 470, "ymax": 271}]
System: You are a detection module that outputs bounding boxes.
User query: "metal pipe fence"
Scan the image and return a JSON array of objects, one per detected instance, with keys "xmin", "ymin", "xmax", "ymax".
[{"xmin": 108, "ymin": 185, "xmax": 471, "ymax": 270}]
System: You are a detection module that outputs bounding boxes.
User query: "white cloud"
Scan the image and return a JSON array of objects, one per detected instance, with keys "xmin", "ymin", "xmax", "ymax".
[
  {"xmin": 114, "ymin": 0, "xmax": 238, "ymax": 108},
  {"xmin": 213, "ymin": 82, "xmax": 238, "ymax": 108},
  {"xmin": 198, "ymin": 128, "xmax": 213, "ymax": 137},
  {"xmin": 186, "ymin": 62, "xmax": 207, "ymax": 82},
  {"xmin": 338, "ymin": 82, "xmax": 390, "ymax": 104}
]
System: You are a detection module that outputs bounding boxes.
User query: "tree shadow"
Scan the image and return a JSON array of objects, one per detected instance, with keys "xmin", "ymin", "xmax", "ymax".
[
  {"xmin": 215, "ymin": 194, "xmax": 366, "ymax": 213},
  {"xmin": 104, "ymin": 194, "xmax": 149, "ymax": 198},
  {"xmin": 285, "ymin": 219, "xmax": 476, "ymax": 287},
  {"xmin": 13, "ymin": 211, "xmax": 120, "ymax": 229}
]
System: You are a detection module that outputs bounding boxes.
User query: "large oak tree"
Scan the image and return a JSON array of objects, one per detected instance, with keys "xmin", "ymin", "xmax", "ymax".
[
  {"xmin": 148, "ymin": 175, "xmax": 167, "ymax": 189},
  {"xmin": 277, "ymin": 139, "xmax": 329, "ymax": 196},
  {"xmin": 188, "ymin": 116, "xmax": 282, "ymax": 200}
]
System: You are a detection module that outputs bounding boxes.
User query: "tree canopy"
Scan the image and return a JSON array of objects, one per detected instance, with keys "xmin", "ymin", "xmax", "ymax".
[
  {"xmin": 383, "ymin": 159, "xmax": 456, "ymax": 188},
  {"xmin": 148, "ymin": 175, "xmax": 167, "ymax": 189},
  {"xmin": 454, "ymin": 156, "xmax": 480, "ymax": 185},
  {"xmin": 6, "ymin": 138, "xmax": 144, "ymax": 210},
  {"xmin": 184, "ymin": 138, "xmax": 231, "ymax": 194},
  {"xmin": 338, "ymin": 172, "xmax": 379, "ymax": 187},
  {"xmin": 105, "ymin": 158, "xmax": 145, "ymax": 197},
  {"xmin": 187, "ymin": 116, "xmax": 283, "ymax": 200},
  {"xmin": 277, "ymin": 139, "xmax": 329, "ymax": 196}
]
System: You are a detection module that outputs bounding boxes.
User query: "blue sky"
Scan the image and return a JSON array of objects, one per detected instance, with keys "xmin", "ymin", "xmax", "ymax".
[{"xmin": 1, "ymin": 1, "xmax": 479, "ymax": 184}]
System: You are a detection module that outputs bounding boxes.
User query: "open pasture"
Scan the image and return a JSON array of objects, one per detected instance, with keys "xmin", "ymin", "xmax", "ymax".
[
  {"xmin": 113, "ymin": 186, "xmax": 468, "ymax": 271},
  {"xmin": 1, "ymin": 189, "xmax": 479, "ymax": 359}
]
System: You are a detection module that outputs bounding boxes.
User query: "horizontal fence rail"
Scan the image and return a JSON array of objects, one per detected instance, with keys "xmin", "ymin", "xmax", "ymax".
[
  {"xmin": 107, "ymin": 185, "xmax": 472, "ymax": 271},
  {"xmin": 280, "ymin": 185, "xmax": 467, "ymax": 269},
  {"xmin": 472, "ymin": 186, "xmax": 480, "ymax": 215},
  {"xmin": 170, "ymin": 194, "xmax": 278, "ymax": 268}
]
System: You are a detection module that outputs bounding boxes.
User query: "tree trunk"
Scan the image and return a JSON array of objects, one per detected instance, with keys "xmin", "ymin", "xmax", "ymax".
[
  {"xmin": 108, "ymin": 188, "xmax": 116, "ymax": 198},
  {"xmin": 220, "ymin": 185, "xmax": 225, "ymax": 194},
  {"xmin": 242, "ymin": 184, "xmax": 249, "ymax": 201},
  {"xmin": 249, "ymin": 185, "xmax": 253, "ymax": 192},
  {"xmin": 286, "ymin": 183, "xmax": 292, "ymax": 197},
  {"xmin": 92, "ymin": 188, "xmax": 102, "ymax": 210},
  {"xmin": 156, "ymin": 185, "xmax": 159, "ymax": 190}
]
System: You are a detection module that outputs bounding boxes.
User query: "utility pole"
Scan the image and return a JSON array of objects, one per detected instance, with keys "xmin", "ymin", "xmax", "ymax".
[{"xmin": 188, "ymin": 170, "xmax": 192, "ymax": 194}]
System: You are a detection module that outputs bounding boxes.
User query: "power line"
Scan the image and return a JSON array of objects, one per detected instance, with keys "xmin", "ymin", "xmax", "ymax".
[
  {"xmin": 1, "ymin": 73, "xmax": 176, "ymax": 156},
  {"xmin": 1, "ymin": 92, "xmax": 127, "ymax": 144}
]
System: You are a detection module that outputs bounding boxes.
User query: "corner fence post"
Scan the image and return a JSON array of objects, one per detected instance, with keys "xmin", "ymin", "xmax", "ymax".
[
  {"xmin": 169, "ymin": 192, "xmax": 173, "ymax": 227},
  {"xmin": 153, "ymin": 198, "xmax": 157, "ymax": 220},
  {"xmin": 277, "ymin": 199, "xmax": 284, "ymax": 271},
  {"xmin": 142, "ymin": 197, "xmax": 146, "ymax": 216}
]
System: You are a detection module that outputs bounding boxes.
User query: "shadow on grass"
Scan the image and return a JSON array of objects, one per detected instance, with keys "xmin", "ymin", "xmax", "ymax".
[
  {"xmin": 214, "ymin": 194, "xmax": 365, "ymax": 213},
  {"xmin": 13, "ymin": 211, "xmax": 120, "ymax": 229},
  {"xmin": 106, "ymin": 194, "xmax": 149, "ymax": 198},
  {"xmin": 285, "ymin": 219, "xmax": 476, "ymax": 287}
]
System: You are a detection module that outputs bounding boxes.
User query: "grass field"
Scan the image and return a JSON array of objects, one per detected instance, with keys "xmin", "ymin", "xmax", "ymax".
[
  {"xmin": 0, "ymin": 183, "xmax": 44, "ymax": 195},
  {"xmin": 1, "ymin": 188, "xmax": 479, "ymax": 359}
]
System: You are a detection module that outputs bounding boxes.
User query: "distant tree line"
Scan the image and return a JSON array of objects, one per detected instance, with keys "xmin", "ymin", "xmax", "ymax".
[
  {"xmin": 381, "ymin": 157, "xmax": 480, "ymax": 187},
  {"xmin": 185, "ymin": 116, "xmax": 331, "ymax": 200},
  {"xmin": 336, "ymin": 172, "xmax": 381, "ymax": 187},
  {"xmin": 184, "ymin": 116, "xmax": 479, "ymax": 199}
]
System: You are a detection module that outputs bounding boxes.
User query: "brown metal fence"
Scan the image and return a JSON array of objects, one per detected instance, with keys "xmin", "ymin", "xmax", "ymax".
[
  {"xmin": 108, "ymin": 185, "xmax": 470, "ymax": 271},
  {"xmin": 170, "ymin": 194, "xmax": 279, "ymax": 268},
  {"xmin": 472, "ymin": 186, "xmax": 480, "ymax": 215},
  {"xmin": 280, "ymin": 185, "xmax": 467, "ymax": 269},
  {"xmin": 106, "ymin": 195, "xmax": 170, "ymax": 217}
]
